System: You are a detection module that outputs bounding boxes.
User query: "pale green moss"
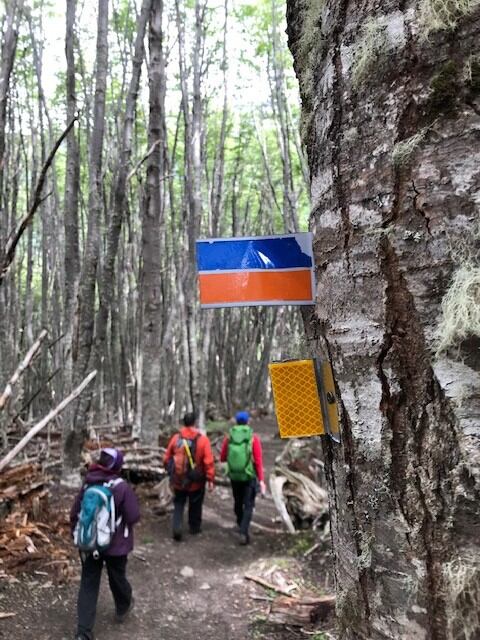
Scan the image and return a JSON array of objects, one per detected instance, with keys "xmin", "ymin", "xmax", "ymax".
[
  {"xmin": 435, "ymin": 262, "xmax": 480, "ymax": 354},
  {"xmin": 356, "ymin": 532, "xmax": 373, "ymax": 570},
  {"xmin": 419, "ymin": 0, "xmax": 480, "ymax": 37},
  {"xmin": 351, "ymin": 18, "xmax": 388, "ymax": 87},
  {"xmin": 392, "ymin": 129, "xmax": 427, "ymax": 167},
  {"xmin": 297, "ymin": 0, "xmax": 324, "ymax": 102},
  {"xmin": 295, "ymin": 0, "xmax": 324, "ymax": 144}
]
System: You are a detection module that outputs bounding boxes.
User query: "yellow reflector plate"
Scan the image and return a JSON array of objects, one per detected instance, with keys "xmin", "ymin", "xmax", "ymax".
[{"xmin": 269, "ymin": 360, "xmax": 324, "ymax": 438}]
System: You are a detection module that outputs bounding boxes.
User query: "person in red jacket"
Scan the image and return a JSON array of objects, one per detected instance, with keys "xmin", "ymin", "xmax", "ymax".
[
  {"xmin": 164, "ymin": 412, "xmax": 215, "ymax": 541},
  {"xmin": 220, "ymin": 411, "xmax": 266, "ymax": 545}
]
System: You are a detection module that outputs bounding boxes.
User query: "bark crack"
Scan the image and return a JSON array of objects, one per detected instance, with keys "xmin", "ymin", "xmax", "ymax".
[
  {"xmin": 376, "ymin": 237, "xmax": 463, "ymax": 638},
  {"xmin": 412, "ymin": 180, "xmax": 432, "ymax": 235}
]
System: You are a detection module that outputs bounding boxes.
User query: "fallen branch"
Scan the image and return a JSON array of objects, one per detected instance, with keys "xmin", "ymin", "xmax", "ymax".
[
  {"xmin": 303, "ymin": 542, "xmax": 321, "ymax": 558},
  {"xmin": 0, "ymin": 116, "xmax": 78, "ymax": 286},
  {"xmin": 269, "ymin": 594, "xmax": 336, "ymax": 627},
  {"xmin": 0, "ymin": 370, "xmax": 97, "ymax": 472},
  {"xmin": 250, "ymin": 521, "xmax": 284, "ymax": 534},
  {"xmin": 0, "ymin": 330, "xmax": 48, "ymax": 411},
  {"xmin": 269, "ymin": 474, "xmax": 296, "ymax": 533},
  {"xmin": 244, "ymin": 573, "xmax": 295, "ymax": 598}
]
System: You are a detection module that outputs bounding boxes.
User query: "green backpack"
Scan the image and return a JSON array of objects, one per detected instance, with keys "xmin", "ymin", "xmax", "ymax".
[{"xmin": 227, "ymin": 425, "xmax": 255, "ymax": 482}]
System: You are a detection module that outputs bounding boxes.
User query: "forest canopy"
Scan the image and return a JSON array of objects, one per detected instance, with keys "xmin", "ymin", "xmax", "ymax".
[{"xmin": 0, "ymin": 0, "xmax": 310, "ymax": 462}]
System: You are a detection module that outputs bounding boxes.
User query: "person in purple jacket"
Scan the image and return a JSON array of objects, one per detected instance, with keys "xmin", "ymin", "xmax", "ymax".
[{"xmin": 70, "ymin": 448, "xmax": 140, "ymax": 640}]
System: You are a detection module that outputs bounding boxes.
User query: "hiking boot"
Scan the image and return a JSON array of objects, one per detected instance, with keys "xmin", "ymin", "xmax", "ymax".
[
  {"xmin": 173, "ymin": 530, "xmax": 182, "ymax": 542},
  {"xmin": 189, "ymin": 528, "xmax": 202, "ymax": 535},
  {"xmin": 238, "ymin": 533, "xmax": 250, "ymax": 546},
  {"xmin": 116, "ymin": 596, "xmax": 135, "ymax": 623}
]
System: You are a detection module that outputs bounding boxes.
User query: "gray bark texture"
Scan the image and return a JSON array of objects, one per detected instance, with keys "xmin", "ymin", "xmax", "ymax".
[
  {"xmin": 138, "ymin": 0, "xmax": 165, "ymax": 444},
  {"xmin": 63, "ymin": 0, "xmax": 108, "ymax": 473},
  {"xmin": 286, "ymin": 2, "xmax": 480, "ymax": 639}
]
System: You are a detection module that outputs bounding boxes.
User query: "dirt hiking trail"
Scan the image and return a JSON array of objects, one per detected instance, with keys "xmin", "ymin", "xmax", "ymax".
[{"xmin": 0, "ymin": 420, "xmax": 333, "ymax": 640}]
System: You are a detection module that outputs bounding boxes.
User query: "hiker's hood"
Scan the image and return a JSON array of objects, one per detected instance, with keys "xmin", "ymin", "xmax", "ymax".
[
  {"xmin": 179, "ymin": 426, "xmax": 201, "ymax": 439},
  {"xmin": 84, "ymin": 465, "xmax": 121, "ymax": 485}
]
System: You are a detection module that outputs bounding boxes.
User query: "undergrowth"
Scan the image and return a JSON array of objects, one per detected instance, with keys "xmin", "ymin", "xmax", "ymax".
[
  {"xmin": 419, "ymin": 0, "xmax": 480, "ymax": 37},
  {"xmin": 205, "ymin": 419, "xmax": 230, "ymax": 433}
]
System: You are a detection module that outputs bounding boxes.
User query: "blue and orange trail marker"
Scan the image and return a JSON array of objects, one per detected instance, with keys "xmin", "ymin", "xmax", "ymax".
[{"xmin": 196, "ymin": 233, "xmax": 316, "ymax": 308}]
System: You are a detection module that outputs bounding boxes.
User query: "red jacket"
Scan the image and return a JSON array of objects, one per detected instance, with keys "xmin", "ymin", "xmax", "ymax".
[
  {"xmin": 220, "ymin": 431, "xmax": 264, "ymax": 482},
  {"xmin": 164, "ymin": 427, "xmax": 215, "ymax": 492}
]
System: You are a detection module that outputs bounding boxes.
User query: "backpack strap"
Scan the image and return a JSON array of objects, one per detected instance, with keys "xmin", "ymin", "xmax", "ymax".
[{"xmin": 103, "ymin": 479, "xmax": 124, "ymax": 535}]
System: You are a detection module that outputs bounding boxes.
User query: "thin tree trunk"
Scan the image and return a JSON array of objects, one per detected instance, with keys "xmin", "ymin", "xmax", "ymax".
[
  {"xmin": 64, "ymin": 0, "xmax": 80, "ymax": 323},
  {"xmin": 95, "ymin": 0, "xmax": 151, "ymax": 404},
  {"xmin": 0, "ymin": 0, "xmax": 21, "ymax": 389},
  {"xmin": 137, "ymin": 0, "xmax": 166, "ymax": 444},
  {"xmin": 63, "ymin": 0, "xmax": 109, "ymax": 479}
]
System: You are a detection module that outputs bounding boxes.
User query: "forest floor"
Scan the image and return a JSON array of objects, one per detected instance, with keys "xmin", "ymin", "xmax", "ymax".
[{"xmin": 0, "ymin": 420, "xmax": 335, "ymax": 640}]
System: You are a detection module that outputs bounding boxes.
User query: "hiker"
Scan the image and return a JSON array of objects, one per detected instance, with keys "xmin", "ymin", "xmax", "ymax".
[
  {"xmin": 220, "ymin": 410, "xmax": 266, "ymax": 545},
  {"xmin": 70, "ymin": 448, "xmax": 140, "ymax": 640},
  {"xmin": 164, "ymin": 412, "xmax": 215, "ymax": 541}
]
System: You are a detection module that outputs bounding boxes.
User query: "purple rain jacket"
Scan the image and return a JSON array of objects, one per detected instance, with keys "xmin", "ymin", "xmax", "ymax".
[{"xmin": 70, "ymin": 465, "xmax": 141, "ymax": 556}]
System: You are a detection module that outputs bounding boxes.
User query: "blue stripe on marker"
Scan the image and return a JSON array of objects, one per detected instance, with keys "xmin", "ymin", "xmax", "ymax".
[{"xmin": 196, "ymin": 236, "xmax": 313, "ymax": 271}]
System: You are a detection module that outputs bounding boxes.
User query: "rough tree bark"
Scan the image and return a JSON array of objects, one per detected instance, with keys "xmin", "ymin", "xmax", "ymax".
[
  {"xmin": 63, "ymin": 0, "xmax": 109, "ymax": 479},
  {"xmin": 0, "ymin": 0, "xmax": 22, "ymax": 390},
  {"xmin": 95, "ymin": 0, "xmax": 151, "ymax": 409},
  {"xmin": 63, "ymin": 0, "xmax": 80, "ymax": 323},
  {"xmin": 287, "ymin": 2, "xmax": 480, "ymax": 639},
  {"xmin": 137, "ymin": 0, "xmax": 166, "ymax": 444}
]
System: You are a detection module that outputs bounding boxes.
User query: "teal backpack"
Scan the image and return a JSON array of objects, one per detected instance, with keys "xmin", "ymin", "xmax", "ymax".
[
  {"xmin": 73, "ymin": 479, "xmax": 123, "ymax": 554},
  {"xmin": 227, "ymin": 425, "xmax": 255, "ymax": 482}
]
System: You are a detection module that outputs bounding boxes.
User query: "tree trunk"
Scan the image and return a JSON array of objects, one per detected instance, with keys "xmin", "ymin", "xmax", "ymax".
[
  {"xmin": 63, "ymin": 0, "xmax": 80, "ymax": 324},
  {"xmin": 287, "ymin": 2, "xmax": 480, "ymax": 639},
  {"xmin": 137, "ymin": 0, "xmax": 166, "ymax": 444},
  {"xmin": 0, "ymin": 0, "xmax": 21, "ymax": 389},
  {"xmin": 63, "ymin": 0, "xmax": 108, "ymax": 479},
  {"xmin": 95, "ymin": 0, "xmax": 151, "ymax": 406}
]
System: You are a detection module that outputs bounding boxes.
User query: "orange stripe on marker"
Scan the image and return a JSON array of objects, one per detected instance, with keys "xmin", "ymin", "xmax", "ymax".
[{"xmin": 198, "ymin": 270, "xmax": 313, "ymax": 304}]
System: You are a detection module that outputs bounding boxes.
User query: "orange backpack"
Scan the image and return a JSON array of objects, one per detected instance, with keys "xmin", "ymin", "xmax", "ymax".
[{"xmin": 169, "ymin": 434, "xmax": 204, "ymax": 489}]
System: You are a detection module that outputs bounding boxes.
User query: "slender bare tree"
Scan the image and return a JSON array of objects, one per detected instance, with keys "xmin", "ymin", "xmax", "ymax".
[
  {"xmin": 137, "ymin": 0, "xmax": 166, "ymax": 444},
  {"xmin": 63, "ymin": 0, "xmax": 109, "ymax": 479}
]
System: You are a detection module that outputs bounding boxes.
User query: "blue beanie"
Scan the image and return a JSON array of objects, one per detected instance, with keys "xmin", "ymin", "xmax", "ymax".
[{"xmin": 235, "ymin": 411, "xmax": 250, "ymax": 425}]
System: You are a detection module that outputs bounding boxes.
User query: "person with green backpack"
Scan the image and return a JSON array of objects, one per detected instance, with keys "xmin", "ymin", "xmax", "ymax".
[{"xmin": 220, "ymin": 411, "xmax": 266, "ymax": 545}]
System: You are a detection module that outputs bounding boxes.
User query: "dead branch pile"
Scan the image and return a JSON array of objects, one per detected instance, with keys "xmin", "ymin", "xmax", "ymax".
[
  {"xmin": 270, "ymin": 439, "xmax": 329, "ymax": 533},
  {"xmin": 84, "ymin": 423, "xmax": 167, "ymax": 483},
  {"xmin": 0, "ymin": 463, "xmax": 49, "ymax": 519},
  {"xmin": 0, "ymin": 510, "xmax": 73, "ymax": 578},
  {"xmin": 0, "ymin": 463, "xmax": 74, "ymax": 578}
]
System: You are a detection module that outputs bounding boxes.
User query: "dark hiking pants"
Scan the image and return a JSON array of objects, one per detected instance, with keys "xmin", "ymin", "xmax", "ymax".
[
  {"xmin": 77, "ymin": 553, "xmax": 132, "ymax": 639},
  {"xmin": 173, "ymin": 486, "xmax": 205, "ymax": 535},
  {"xmin": 231, "ymin": 479, "xmax": 257, "ymax": 537}
]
